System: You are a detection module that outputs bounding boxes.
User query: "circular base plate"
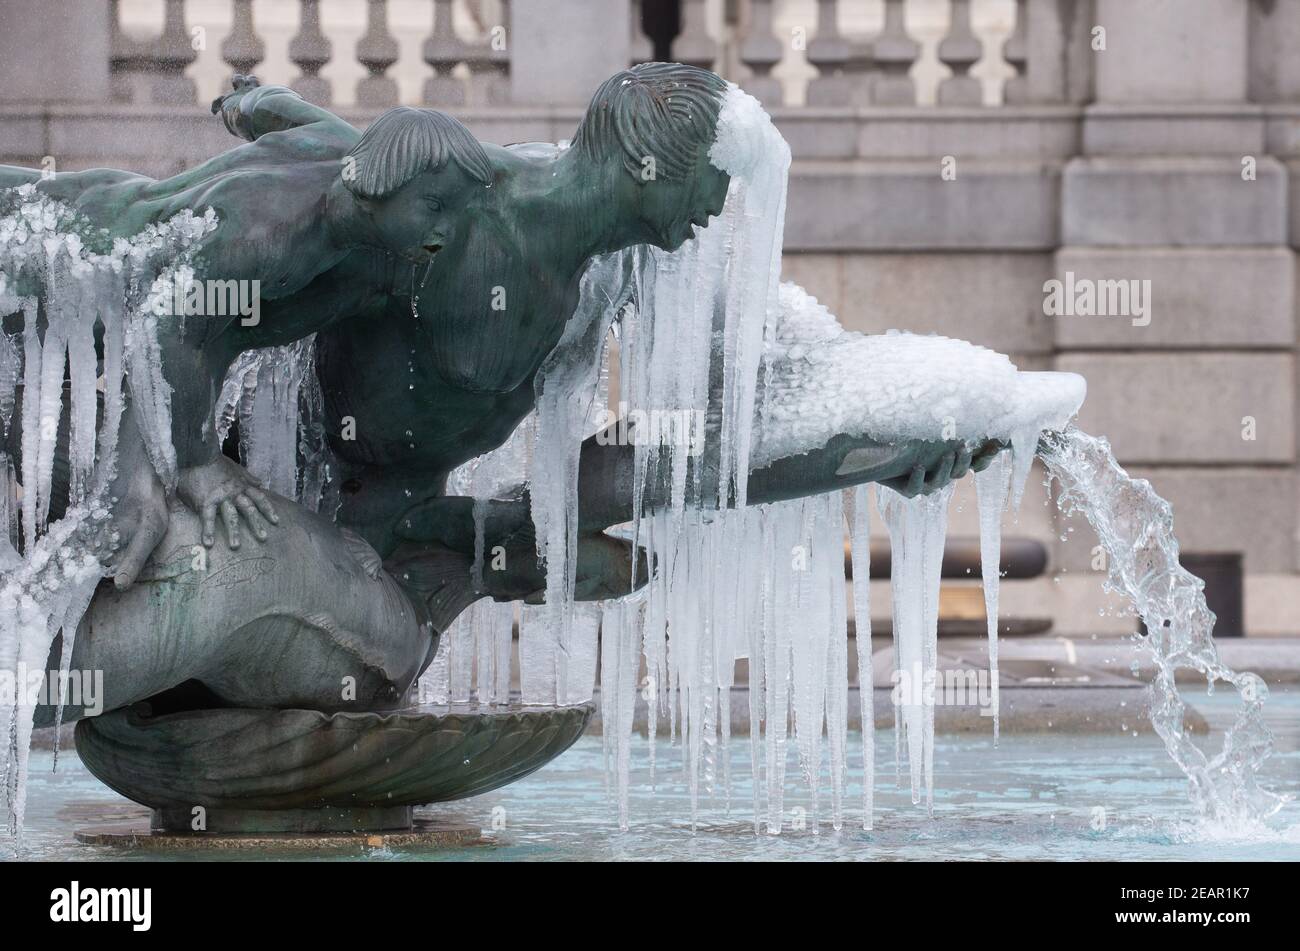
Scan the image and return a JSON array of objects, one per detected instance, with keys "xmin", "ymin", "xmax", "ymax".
[{"xmin": 74, "ymin": 817, "xmax": 483, "ymax": 852}]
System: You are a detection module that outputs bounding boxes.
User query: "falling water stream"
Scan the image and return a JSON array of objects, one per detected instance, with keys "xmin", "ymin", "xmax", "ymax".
[{"xmin": 1040, "ymin": 427, "xmax": 1287, "ymax": 832}]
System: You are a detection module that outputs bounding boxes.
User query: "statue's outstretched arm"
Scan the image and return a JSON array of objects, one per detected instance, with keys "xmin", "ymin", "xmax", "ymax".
[
  {"xmin": 386, "ymin": 492, "xmax": 646, "ymax": 608},
  {"xmin": 572, "ymin": 426, "xmax": 1003, "ymax": 535},
  {"xmin": 211, "ymin": 74, "xmax": 358, "ymax": 145}
]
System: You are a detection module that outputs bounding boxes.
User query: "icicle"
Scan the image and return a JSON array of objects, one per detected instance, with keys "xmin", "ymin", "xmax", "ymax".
[
  {"xmin": 464, "ymin": 597, "xmax": 514, "ymax": 705},
  {"xmin": 447, "ymin": 610, "xmax": 474, "ymax": 703},
  {"xmin": 823, "ymin": 492, "xmax": 848, "ymax": 832},
  {"xmin": 848, "ymin": 484, "xmax": 874, "ymax": 829},
  {"xmin": 878, "ymin": 484, "xmax": 952, "ymax": 813},
  {"xmin": 558, "ymin": 603, "xmax": 600, "ymax": 705},
  {"xmin": 974, "ymin": 451, "xmax": 1010, "ymax": 743},
  {"xmin": 517, "ymin": 603, "xmax": 557, "ymax": 705},
  {"xmin": 0, "ymin": 187, "xmax": 214, "ymax": 843},
  {"xmin": 474, "ymin": 601, "xmax": 495, "ymax": 704},
  {"xmin": 531, "ymin": 255, "xmax": 627, "ymax": 697},
  {"xmin": 494, "ymin": 602, "xmax": 514, "ymax": 703},
  {"xmin": 599, "ymin": 596, "xmax": 643, "ymax": 830},
  {"xmin": 763, "ymin": 503, "xmax": 796, "ymax": 833},
  {"xmin": 418, "ymin": 634, "xmax": 450, "ymax": 704},
  {"xmin": 238, "ymin": 339, "xmax": 314, "ymax": 499},
  {"xmin": 790, "ymin": 499, "xmax": 830, "ymax": 832},
  {"xmin": 919, "ymin": 484, "xmax": 953, "ymax": 817},
  {"xmin": 1007, "ymin": 425, "xmax": 1041, "ymax": 513},
  {"xmin": 17, "ymin": 300, "xmax": 41, "ymax": 548}
]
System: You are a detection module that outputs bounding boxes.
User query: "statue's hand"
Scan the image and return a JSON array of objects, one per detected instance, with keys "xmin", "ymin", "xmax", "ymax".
[
  {"xmin": 95, "ymin": 459, "xmax": 170, "ymax": 591},
  {"xmin": 210, "ymin": 74, "xmax": 262, "ymax": 139},
  {"xmin": 176, "ymin": 456, "xmax": 279, "ymax": 550},
  {"xmin": 878, "ymin": 438, "xmax": 1005, "ymax": 499}
]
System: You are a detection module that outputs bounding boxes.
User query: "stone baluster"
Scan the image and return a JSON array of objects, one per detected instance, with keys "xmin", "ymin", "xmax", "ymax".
[
  {"xmin": 873, "ymin": 0, "xmax": 919, "ymax": 105},
  {"xmin": 629, "ymin": 0, "xmax": 653, "ymax": 66},
  {"xmin": 805, "ymin": 0, "xmax": 846, "ymax": 105},
  {"xmin": 739, "ymin": 0, "xmax": 783, "ymax": 105},
  {"xmin": 462, "ymin": 0, "xmax": 510, "ymax": 106},
  {"xmin": 937, "ymin": 0, "xmax": 983, "ymax": 105},
  {"xmin": 355, "ymin": 0, "xmax": 399, "ymax": 108},
  {"xmin": 289, "ymin": 0, "xmax": 332, "ymax": 105},
  {"xmin": 423, "ymin": 0, "xmax": 467, "ymax": 105},
  {"xmin": 109, "ymin": 0, "xmax": 143, "ymax": 102},
  {"xmin": 111, "ymin": 0, "xmax": 198, "ymax": 104},
  {"xmin": 672, "ymin": 0, "xmax": 717, "ymax": 71},
  {"xmin": 221, "ymin": 0, "xmax": 265, "ymax": 76},
  {"xmin": 1001, "ymin": 0, "xmax": 1029, "ymax": 104},
  {"xmin": 806, "ymin": 0, "xmax": 873, "ymax": 107}
]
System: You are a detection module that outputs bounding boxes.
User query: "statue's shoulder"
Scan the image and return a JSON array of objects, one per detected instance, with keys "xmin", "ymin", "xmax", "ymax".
[
  {"xmin": 501, "ymin": 141, "xmax": 566, "ymax": 160},
  {"xmin": 248, "ymin": 122, "xmax": 356, "ymax": 162},
  {"xmin": 485, "ymin": 140, "xmax": 567, "ymax": 176}
]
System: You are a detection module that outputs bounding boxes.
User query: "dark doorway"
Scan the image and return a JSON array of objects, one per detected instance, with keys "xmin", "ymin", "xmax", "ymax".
[{"xmin": 1138, "ymin": 552, "xmax": 1244, "ymax": 638}]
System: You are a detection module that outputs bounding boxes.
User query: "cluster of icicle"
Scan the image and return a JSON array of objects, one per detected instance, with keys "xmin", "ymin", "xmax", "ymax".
[
  {"xmin": 1040, "ymin": 428, "xmax": 1286, "ymax": 831},
  {"xmin": 0, "ymin": 184, "xmax": 215, "ymax": 844},
  {"xmin": 213, "ymin": 335, "xmax": 333, "ymax": 512},
  {"xmin": 418, "ymin": 84, "xmax": 1052, "ymax": 833},
  {"xmin": 420, "ymin": 84, "xmax": 1282, "ymax": 836}
]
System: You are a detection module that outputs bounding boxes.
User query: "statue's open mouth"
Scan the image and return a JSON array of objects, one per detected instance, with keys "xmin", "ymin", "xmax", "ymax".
[{"xmin": 422, "ymin": 243, "xmax": 443, "ymax": 255}]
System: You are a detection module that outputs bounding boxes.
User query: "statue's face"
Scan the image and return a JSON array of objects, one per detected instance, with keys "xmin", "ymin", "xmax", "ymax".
[
  {"xmin": 636, "ymin": 151, "xmax": 731, "ymax": 252},
  {"xmin": 362, "ymin": 164, "xmax": 480, "ymax": 264}
]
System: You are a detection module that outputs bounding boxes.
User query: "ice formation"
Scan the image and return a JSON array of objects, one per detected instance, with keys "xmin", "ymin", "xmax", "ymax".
[
  {"xmin": 479, "ymin": 83, "xmax": 1092, "ymax": 833},
  {"xmin": 501, "ymin": 82, "xmax": 1281, "ymax": 837},
  {"xmin": 214, "ymin": 337, "xmax": 319, "ymax": 502},
  {"xmin": 0, "ymin": 185, "xmax": 215, "ymax": 844},
  {"xmin": 755, "ymin": 283, "xmax": 1086, "ymax": 469}
]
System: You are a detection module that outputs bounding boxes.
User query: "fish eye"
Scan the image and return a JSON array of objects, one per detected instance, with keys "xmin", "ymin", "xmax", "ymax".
[{"xmin": 424, "ymin": 196, "xmax": 443, "ymax": 212}]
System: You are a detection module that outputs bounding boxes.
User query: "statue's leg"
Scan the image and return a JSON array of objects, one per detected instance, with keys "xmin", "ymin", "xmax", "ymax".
[
  {"xmin": 387, "ymin": 492, "xmax": 648, "ymax": 605},
  {"xmin": 39, "ymin": 495, "xmax": 434, "ymax": 726}
]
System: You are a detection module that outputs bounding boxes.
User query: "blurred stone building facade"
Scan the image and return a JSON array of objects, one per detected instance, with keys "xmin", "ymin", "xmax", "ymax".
[{"xmin": 1, "ymin": 0, "xmax": 1297, "ymax": 638}]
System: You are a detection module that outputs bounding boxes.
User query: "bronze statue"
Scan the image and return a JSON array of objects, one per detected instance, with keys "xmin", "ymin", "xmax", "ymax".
[{"xmin": 1, "ymin": 64, "xmax": 1000, "ymax": 831}]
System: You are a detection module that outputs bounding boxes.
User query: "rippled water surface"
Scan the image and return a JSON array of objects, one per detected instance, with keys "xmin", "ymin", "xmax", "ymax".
[{"xmin": 11, "ymin": 689, "xmax": 1300, "ymax": 862}]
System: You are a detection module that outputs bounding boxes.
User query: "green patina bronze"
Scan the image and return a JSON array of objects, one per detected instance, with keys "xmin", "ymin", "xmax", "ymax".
[{"xmin": 1, "ymin": 65, "xmax": 998, "ymax": 832}]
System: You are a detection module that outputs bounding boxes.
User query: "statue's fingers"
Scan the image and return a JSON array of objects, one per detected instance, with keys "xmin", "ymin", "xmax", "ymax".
[
  {"xmin": 234, "ymin": 495, "xmax": 269, "ymax": 542},
  {"xmin": 113, "ymin": 512, "xmax": 167, "ymax": 591},
  {"xmin": 245, "ymin": 486, "xmax": 279, "ymax": 525},
  {"xmin": 902, "ymin": 463, "xmax": 925, "ymax": 498},
  {"xmin": 970, "ymin": 439, "xmax": 1003, "ymax": 473},
  {"xmin": 201, "ymin": 500, "xmax": 218, "ymax": 547},
  {"xmin": 220, "ymin": 499, "xmax": 241, "ymax": 550},
  {"xmin": 950, "ymin": 445, "xmax": 973, "ymax": 481},
  {"xmin": 924, "ymin": 452, "xmax": 956, "ymax": 494}
]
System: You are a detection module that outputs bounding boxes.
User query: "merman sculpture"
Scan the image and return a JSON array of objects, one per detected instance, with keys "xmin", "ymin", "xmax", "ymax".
[{"xmin": 0, "ymin": 64, "xmax": 1024, "ymax": 836}]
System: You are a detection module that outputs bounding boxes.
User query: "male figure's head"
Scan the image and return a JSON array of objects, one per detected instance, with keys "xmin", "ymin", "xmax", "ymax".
[
  {"xmin": 571, "ymin": 63, "xmax": 731, "ymax": 252},
  {"xmin": 342, "ymin": 107, "xmax": 493, "ymax": 263}
]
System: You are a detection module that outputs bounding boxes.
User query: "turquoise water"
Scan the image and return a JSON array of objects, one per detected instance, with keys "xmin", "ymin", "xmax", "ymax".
[{"xmin": 10, "ymin": 690, "xmax": 1300, "ymax": 862}]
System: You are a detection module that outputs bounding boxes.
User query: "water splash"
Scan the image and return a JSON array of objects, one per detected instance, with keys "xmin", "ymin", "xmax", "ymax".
[{"xmin": 1040, "ymin": 426, "xmax": 1287, "ymax": 832}]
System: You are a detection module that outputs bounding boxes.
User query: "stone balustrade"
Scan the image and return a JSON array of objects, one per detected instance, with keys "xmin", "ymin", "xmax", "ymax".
[{"xmin": 83, "ymin": 1, "xmax": 1087, "ymax": 111}]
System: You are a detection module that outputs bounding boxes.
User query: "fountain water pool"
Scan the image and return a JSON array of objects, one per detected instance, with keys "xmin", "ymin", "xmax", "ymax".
[{"xmin": 15, "ymin": 686, "xmax": 1299, "ymax": 861}]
